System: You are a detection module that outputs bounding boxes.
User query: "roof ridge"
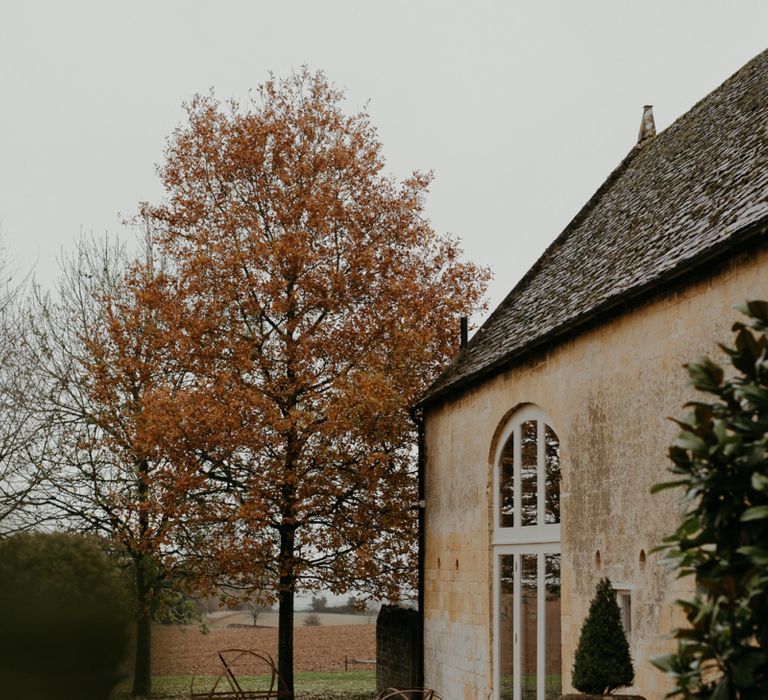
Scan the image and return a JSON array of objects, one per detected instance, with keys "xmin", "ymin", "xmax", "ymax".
[{"xmin": 649, "ymin": 46, "xmax": 768, "ymax": 145}]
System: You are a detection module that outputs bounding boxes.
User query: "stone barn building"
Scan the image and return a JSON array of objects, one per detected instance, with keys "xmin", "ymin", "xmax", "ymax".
[{"xmin": 418, "ymin": 49, "xmax": 768, "ymax": 700}]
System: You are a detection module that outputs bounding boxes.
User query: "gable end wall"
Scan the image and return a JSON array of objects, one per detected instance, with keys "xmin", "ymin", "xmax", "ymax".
[{"xmin": 423, "ymin": 243, "xmax": 768, "ymax": 700}]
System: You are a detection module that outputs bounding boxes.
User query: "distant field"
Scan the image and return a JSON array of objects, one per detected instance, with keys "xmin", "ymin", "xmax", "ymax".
[
  {"xmin": 150, "ymin": 623, "xmax": 375, "ymax": 676},
  {"xmin": 113, "ymin": 622, "xmax": 376, "ymax": 697},
  {"xmin": 206, "ymin": 610, "xmax": 376, "ymax": 628}
]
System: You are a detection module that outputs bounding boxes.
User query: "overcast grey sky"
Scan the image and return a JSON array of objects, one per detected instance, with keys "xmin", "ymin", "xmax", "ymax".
[{"xmin": 1, "ymin": 1, "xmax": 767, "ymax": 318}]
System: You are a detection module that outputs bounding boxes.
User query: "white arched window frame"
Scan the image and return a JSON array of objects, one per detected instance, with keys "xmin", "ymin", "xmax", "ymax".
[
  {"xmin": 492, "ymin": 404, "xmax": 561, "ymax": 546},
  {"xmin": 492, "ymin": 405, "xmax": 562, "ymax": 700}
]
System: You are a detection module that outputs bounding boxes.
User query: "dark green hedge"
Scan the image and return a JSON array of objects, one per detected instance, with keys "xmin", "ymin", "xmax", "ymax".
[{"xmin": 0, "ymin": 531, "xmax": 131, "ymax": 700}]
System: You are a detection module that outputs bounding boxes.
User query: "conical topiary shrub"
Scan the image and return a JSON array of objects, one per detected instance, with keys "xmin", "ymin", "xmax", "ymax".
[{"xmin": 572, "ymin": 577, "xmax": 634, "ymax": 695}]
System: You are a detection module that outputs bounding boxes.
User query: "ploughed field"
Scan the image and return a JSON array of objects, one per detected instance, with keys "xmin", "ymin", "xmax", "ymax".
[{"xmin": 152, "ymin": 623, "xmax": 376, "ymax": 676}]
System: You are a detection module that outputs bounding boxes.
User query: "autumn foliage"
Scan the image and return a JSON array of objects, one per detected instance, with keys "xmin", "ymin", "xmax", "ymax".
[{"xmin": 95, "ymin": 69, "xmax": 489, "ymax": 696}]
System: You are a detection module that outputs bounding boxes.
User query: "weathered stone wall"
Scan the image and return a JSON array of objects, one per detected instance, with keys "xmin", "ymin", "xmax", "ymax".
[
  {"xmin": 377, "ymin": 605, "xmax": 420, "ymax": 691},
  {"xmin": 423, "ymin": 246, "xmax": 768, "ymax": 700}
]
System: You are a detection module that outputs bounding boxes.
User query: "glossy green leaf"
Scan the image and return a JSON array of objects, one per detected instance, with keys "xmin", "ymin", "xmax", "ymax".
[
  {"xmin": 674, "ymin": 432, "xmax": 709, "ymax": 453},
  {"xmin": 651, "ymin": 479, "xmax": 689, "ymax": 494},
  {"xmin": 740, "ymin": 505, "xmax": 768, "ymax": 521},
  {"xmin": 751, "ymin": 472, "xmax": 768, "ymax": 492}
]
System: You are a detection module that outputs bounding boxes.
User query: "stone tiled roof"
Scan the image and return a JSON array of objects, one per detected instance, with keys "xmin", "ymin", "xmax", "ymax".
[{"xmin": 424, "ymin": 48, "xmax": 768, "ymax": 405}]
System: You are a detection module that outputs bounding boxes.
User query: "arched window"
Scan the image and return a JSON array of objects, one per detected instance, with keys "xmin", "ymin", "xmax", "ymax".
[
  {"xmin": 493, "ymin": 406, "xmax": 561, "ymax": 700},
  {"xmin": 495, "ymin": 406, "xmax": 561, "ymax": 539}
]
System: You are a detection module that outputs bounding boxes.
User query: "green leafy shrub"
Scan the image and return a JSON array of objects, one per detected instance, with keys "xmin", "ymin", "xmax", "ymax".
[
  {"xmin": 572, "ymin": 577, "xmax": 634, "ymax": 694},
  {"xmin": 0, "ymin": 532, "xmax": 131, "ymax": 700},
  {"xmin": 651, "ymin": 300, "xmax": 768, "ymax": 698},
  {"xmin": 153, "ymin": 588, "xmax": 203, "ymax": 627}
]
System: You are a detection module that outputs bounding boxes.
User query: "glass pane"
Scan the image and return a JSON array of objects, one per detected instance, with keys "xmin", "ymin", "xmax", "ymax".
[
  {"xmin": 618, "ymin": 592, "xmax": 632, "ymax": 635},
  {"xmin": 544, "ymin": 425, "xmax": 560, "ymax": 524},
  {"xmin": 520, "ymin": 420, "xmax": 537, "ymax": 526},
  {"xmin": 520, "ymin": 554, "xmax": 537, "ymax": 700},
  {"xmin": 545, "ymin": 554, "xmax": 562, "ymax": 700},
  {"xmin": 499, "ymin": 555, "xmax": 515, "ymax": 700},
  {"xmin": 499, "ymin": 434, "xmax": 515, "ymax": 528}
]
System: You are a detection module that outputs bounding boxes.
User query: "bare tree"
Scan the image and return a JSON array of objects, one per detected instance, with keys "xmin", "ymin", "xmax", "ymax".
[
  {"xmin": 0, "ymin": 240, "xmax": 43, "ymax": 534},
  {"xmin": 23, "ymin": 236, "xmax": 204, "ymax": 697},
  {"xmin": 215, "ymin": 582, "xmax": 275, "ymax": 627},
  {"xmin": 245, "ymin": 591, "xmax": 274, "ymax": 627}
]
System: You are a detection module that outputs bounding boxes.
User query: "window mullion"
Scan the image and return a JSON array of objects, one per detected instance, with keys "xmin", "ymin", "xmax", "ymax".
[
  {"xmin": 514, "ymin": 553, "xmax": 521, "ymax": 700},
  {"xmin": 513, "ymin": 425, "xmax": 521, "ymax": 529},
  {"xmin": 537, "ymin": 552, "xmax": 545, "ymax": 700},
  {"xmin": 537, "ymin": 419, "xmax": 545, "ymax": 526}
]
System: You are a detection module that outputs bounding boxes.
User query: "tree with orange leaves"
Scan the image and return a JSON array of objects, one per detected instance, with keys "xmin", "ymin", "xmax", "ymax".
[{"xmin": 137, "ymin": 69, "xmax": 489, "ymax": 697}]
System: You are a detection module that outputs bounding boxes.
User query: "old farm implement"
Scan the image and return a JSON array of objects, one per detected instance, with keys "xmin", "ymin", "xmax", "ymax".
[
  {"xmin": 376, "ymin": 689, "xmax": 443, "ymax": 700},
  {"xmin": 190, "ymin": 649, "xmax": 287, "ymax": 699}
]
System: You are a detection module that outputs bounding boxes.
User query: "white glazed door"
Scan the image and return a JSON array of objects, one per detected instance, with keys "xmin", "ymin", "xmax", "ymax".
[{"xmin": 495, "ymin": 546, "xmax": 561, "ymax": 700}]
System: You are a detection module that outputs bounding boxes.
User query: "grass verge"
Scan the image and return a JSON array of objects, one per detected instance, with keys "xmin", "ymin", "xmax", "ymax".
[{"xmin": 110, "ymin": 669, "xmax": 375, "ymax": 699}]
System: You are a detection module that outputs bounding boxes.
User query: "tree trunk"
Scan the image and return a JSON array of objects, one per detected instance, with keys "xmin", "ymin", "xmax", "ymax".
[
  {"xmin": 277, "ymin": 524, "xmax": 296, "ymax": 699},
  {"xmin": 131, "ymin": 556, "xmax": 152, "ymax": 697},
  {"xmin": 278, "ymin": 310, "xmax": 299, "ymax": 699}
]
